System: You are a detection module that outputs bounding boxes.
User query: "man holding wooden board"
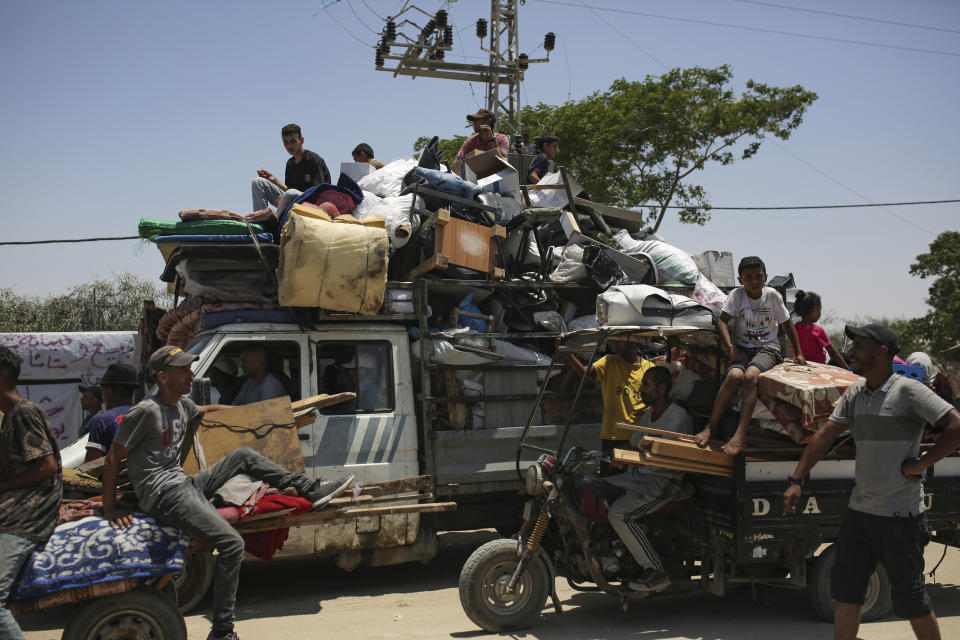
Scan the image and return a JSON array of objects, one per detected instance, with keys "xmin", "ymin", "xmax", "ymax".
[
  {"xmin": 606, "ymin": 366, "xmax": 695, "ymax": 592},
  {"xmin": 101, "ymin": 345, "xmax": 354, "ymax": 640}
]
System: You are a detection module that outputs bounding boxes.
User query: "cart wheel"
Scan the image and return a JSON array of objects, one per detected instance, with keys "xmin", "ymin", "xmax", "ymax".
[
  {"xmin": 808, "ymin": 544, "xmax": 892, "ymax": 622},
  {"xmin": 62, "ymin": 584, "xmax": 186, "ymax": 640},
  {"xmin": 173, "ymin": 548, "xmax": 214, "ymax": 613}
]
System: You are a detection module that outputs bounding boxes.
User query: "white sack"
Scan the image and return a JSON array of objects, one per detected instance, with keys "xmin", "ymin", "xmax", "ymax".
[{"xmin": 357, "ymin": 158, "xmax": 418, "ymax": 198}]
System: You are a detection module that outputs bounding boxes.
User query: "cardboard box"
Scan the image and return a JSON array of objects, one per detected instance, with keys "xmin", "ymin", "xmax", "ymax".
[
  {"xmin": 462, "ymin": 149, "xmax": 520, "ymax": 195},
  {"xmin": 340, "ymin": 162, "xmax": 376, "ymax": 183}
]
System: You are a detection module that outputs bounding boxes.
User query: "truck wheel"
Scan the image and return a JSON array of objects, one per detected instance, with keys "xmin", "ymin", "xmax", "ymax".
[
  {"xmin": 62, "ymin": 584, "xmax": 186, "ymax": 640},
  {"xmin": 173, "ymin": 548, "xmax": 214, "ymax": 613},
  {"xmin": 808, "ymin": 544, "xmax": 892, "ymax": 622},
  {"xmin": 459, "ymin": 538, "xmax": 550, "ymax": 632}
]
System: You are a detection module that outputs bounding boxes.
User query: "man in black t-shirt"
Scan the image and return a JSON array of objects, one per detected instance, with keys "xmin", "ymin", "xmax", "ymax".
[
  {"xmin": 0, "ymin": 346, "xmax": 62, "ymax": 639},
  {"xmin": 251, "ymin": 123, "xmax": 330, "ymax": 218}
]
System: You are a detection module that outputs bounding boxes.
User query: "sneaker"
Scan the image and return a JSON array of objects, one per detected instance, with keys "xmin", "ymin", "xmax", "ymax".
[
  {"xmin": 207, "ymin": 631, "xmax": 239, "ymax": 640},
  {"xmin": 628, "ymin": 568, "xmax": 671, "ymax": 592},
  {"xmin": 306, "ymin": 474, "xmax": 355, "ymax": 510}
]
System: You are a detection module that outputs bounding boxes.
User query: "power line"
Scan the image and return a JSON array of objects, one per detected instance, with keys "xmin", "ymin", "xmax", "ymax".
[
  {"xmin": 535, "ymin": 0, "xmax": 960, "ymax": 58},
  {"xmin": 358, "ymin": 0, "xmax": 383, "ymax": 20},
  {"xmin": 3, "ymin": 199, "xmax": 955, "ymax": 248},
  {"xmin": 345, "ymin": 0, "xmax": 380, "ymax": 36},
  {"xmin": 577, "ymin": 0, "xmax": 667, "ymax": 70},
  {"xmin": 315, "ymin": 2, "xmax": 372, "ymax": 47},
  {"xmin": 0, "ymin": 236, "xmax": 140, "ymax": 246},
  {"xmin": 731, "ymin": 0, "xmax": 960, "ymax": 35}
]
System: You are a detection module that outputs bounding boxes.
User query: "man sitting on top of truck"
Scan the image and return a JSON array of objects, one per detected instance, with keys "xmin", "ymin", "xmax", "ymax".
[
  {"xmin": 84, "ymin": 363, "xmax": 139, "ymax": 462},
  {"xmin": 784, "ymin": 324, "xmax": 960, "ymax": 640},
  {"xmin": 565, "ymin": 337, "xmax": 654, "ymax": 474},
  {"xmin": 232, "ymin": 345, "xmax": 287, "ymax": 406},
  {"xmin": 252, "ymin": 123, "xmax": 331, "ymax": 218},
  {"xmin": 607, "ymin": 366, "xmax": 695, "ymax": 592},
  {"xmin": 102, "ymin": 345, "xmax": 354, "ymax": 640},
  {"xmin": 456, "ymin": 109, "xmax": 509, "ymax": 159}
]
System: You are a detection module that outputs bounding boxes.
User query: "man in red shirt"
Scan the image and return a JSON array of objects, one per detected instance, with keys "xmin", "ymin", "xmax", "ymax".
[{"xmin": 456, "ymin": 109, "xmax": 509, "ymax": 159}]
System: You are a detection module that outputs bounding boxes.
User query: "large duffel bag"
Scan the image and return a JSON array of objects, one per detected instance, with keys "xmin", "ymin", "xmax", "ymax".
[{"xmin": 596, "ymin": 284, "xmax": 715, "ymax": 328}]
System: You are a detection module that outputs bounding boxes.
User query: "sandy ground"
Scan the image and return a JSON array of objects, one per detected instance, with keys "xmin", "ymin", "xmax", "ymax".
[{"xmin": 19, "ymin": 530, "xmax": 960, "ymax": 640}]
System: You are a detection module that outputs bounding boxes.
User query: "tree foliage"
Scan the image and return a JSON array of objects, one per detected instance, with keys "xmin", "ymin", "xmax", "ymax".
[
  {"xmin": 896, "ymin": 231, "xmax": 960, "ymax": 364},
  {"xmin": 0, "ymin": 273, "xmax": 170, "ymax": 333},
  {"xmin": 415, "ymin": 65, "xmax": 817, "ymax": 226}
]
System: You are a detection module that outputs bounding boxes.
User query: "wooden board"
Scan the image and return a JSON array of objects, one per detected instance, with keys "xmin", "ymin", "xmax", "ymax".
[
  {"xmin": 647, "ymin": 437, "xmax": 734, "ymax": 468},
  {"xmin": 642, "ymin": 451, "xmax": 732, "ymax": 476},
  {"xmin": 613, "ymin": 448, "xmax": 733, "ymax": 478},
  {"xmin": 183, "ymin": 396, "xmax": 304, "ymax": 475},
  {"xmin": 291, "ymin": 392, "xmax": 356, "ymax": 412},
  {"xmin": 444, "ymin": 216, "xmax": 492, "ymax": 272},
  {"xmin": 615, "ymin": 422, "xmax": 698, "ymax": 443},
  {"xmin": 233, "ymin": 501, "xmax": 457, "ymax": 534}
]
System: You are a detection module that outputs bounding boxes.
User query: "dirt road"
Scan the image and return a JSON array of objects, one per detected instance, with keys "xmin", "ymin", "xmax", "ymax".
[{"xmin": 19, "ymin": 530, "xmax": 960, "ymax": 639}]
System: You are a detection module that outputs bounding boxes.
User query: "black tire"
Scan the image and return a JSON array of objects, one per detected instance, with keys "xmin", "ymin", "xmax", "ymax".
[
  {"xmin": 173, "ymin": 548, "xmax": 214, "ymax": 613},
  {"xmin": 62, "ymin": 584, "xmax": 187, "ymax": 640},
  {"xmin": 808, "ymin": 544, "xmax": 892, "ymax": 622},
  {"xmin": 459, "ymin": 538, "xmax": 551, "ymax": 632}
]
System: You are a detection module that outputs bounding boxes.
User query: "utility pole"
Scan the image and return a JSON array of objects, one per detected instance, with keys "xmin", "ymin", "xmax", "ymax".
[{"xmin": 373, "ymin": 1, "xmax": 554, "ymax": 133}]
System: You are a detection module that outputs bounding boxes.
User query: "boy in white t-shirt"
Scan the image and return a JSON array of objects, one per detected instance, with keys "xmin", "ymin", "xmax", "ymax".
[{"xmin": 694, "ymin": 256, "xmax": 805, "ymax": 455}]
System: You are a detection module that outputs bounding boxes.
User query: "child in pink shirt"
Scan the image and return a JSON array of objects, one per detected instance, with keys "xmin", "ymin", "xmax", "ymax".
[{"xmin": 794, "ymin": 291, "xmax": 848, "ymax": 368}]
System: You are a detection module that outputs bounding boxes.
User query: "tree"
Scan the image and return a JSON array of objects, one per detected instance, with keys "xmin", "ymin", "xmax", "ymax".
[
  {"xmin": 415, "ymin": 65, "xmax": 817, "ymax": 227},
  {"xmin": 0, "ymin": 273, "xmax": 171, "ymax": 333},
  {"xmin": 898, "ymin": 231, "xmax": 960, "ymax": 364}
]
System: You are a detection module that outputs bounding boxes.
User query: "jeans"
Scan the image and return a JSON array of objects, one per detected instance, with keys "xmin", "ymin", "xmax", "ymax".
[
  {"xmin": 251, "ymin": 177, "xmax": 301, "ymax": 217},
  {"xmin": 150, "ymin": 447, "xmax": 313, "ymax": 636},
  {"xmin": 0, "ymin": 533, "xmax": 38, "ymax": 640}
]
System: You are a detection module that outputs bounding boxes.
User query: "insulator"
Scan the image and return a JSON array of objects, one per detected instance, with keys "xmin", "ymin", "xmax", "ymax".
[
  {"xmin": 544, "ymin": 32, "xmax": 556, "ymax": 51},
  {"xmin": 435, "ymin": 10, "xmax": 448, "ymax": 28},
  {"xmin": 518, "ymin": 53, "xmax": 529, "ymax": 70},
  {"xmin": 476, "ymin": 18, "xmax": 487, "ymax": 39},
  {"xmin": 526, "ymin": 510, "xmax": 551, "ymax": 552},
  {"xmin": 385, "ymin": 20, "xmax": 396, "ymax": 40},
  {"xmin": 375, "ymin": 51, "xmax": 384, "ymax": 67},
  {"xmin": 423, "ymin": 19, "xmax": 436, "ymax": 34},
  {"xmin": 434, "ymin": 49, "xmax": 445, "ymax": 60},
  {"xmin": 377, "ymin": 39, "xmax": 389, "ymax": 55},
  {"xmin": 443, "ymin": 25, "xmax": 453, "ymax": 46}
]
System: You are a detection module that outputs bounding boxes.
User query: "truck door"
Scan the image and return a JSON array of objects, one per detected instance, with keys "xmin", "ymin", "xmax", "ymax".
[{"xmin": 303, "ymin": 333, "xmax": 421, "ymax": 561}]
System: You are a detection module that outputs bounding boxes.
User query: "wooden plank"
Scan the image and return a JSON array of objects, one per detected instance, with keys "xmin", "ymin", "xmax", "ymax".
[
  {"xmin": 409, "ymin": 253, "xmax": 448, "ymax": 278},
  {"xmin": 615, "ymin": 422, "xmax": 699, "ymax": 443},
  {"xmin": 359, "ymin": 475, "xmax": 433, "ymax": 497},
  {"xmin": 612, "ymin": 448, "xmax": 732, "ymax": 478},
  {"xmin": 233, "ymin": 501, "xmax": 457, "ymax": 534},
  {"xmin": 183, "ymin": 397, "xmax": 303, "ymax": 475},
  {"xmin": 648, "ymin": 438, "xmax": 734, "ymax": 468},
  {"xmin": 291, "ymin": 393, "xmax": 356, "ymax": 412},
  {"xmin": 643, "ymin": 451, "xmax": 732, "ymax": 475}
]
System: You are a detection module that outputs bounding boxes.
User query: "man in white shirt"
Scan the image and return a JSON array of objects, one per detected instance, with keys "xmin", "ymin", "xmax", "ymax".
[{"xmin": 607, "ymin": 366, "xmax": 695, "ymax": 592}]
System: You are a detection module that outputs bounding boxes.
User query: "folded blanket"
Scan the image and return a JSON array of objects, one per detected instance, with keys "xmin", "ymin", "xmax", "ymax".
[
  {"xmin": 138, "ymin": 217, "xmax": 265, "ymax": 240},
  {"xmin": 153, "ymin": 233, "xmax": 273, "ymax": 244},
  {"xmin": 11, "ymin": 514, "xmax": 189, "ymax": 602}
]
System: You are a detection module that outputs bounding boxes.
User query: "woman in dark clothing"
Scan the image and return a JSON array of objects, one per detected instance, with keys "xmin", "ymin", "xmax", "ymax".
[{"xmin": 526, "ymin": 134, "xmax": 559, "ymax": 184}]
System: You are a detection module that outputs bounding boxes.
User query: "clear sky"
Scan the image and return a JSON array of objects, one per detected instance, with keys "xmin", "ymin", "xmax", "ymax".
[{"xmin": 1, "ymin": 0, "xmax": 957, "ymax": 327}]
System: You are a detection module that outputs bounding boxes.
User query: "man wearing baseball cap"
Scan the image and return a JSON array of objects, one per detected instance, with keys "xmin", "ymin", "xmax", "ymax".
[
  {"xmin": 783, "ymin": 324, "xmax": 960, "ymax": 639},
  {"xmin": 456, "ymin": 108, "xmax": 509, "ymax": 159},
  {"xmin": 83, "ymin": 363, "xmax": 140, "ymax": 462},
  {"xmin": 101, "ymin": 346, "xmax": 354, "ymax": 640}
]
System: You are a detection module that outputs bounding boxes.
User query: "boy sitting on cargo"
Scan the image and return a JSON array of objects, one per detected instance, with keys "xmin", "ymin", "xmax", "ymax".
[
  {"xmin": 252, "ymin": 123, "xmax": 331, "ymax": 217},
  {"xmin": 694, "ymin": 256, "xmax": 804, "ymax": 455}
]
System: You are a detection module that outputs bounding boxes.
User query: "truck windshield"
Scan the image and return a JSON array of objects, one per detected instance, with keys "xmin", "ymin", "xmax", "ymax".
[{"xmin": 185, "ymin": 335, "xmax": 213, "ymax": 359}]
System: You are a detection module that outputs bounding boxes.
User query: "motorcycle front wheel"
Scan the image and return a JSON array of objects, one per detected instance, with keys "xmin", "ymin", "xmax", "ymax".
[{"xmin": 459, "ymin": 538, "xmax": 551, "ymax": 632}]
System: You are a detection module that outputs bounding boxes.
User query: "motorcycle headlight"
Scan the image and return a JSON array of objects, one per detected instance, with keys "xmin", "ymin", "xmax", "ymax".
[{"xmin": 525, "ymin": 464, "xmax": 544, "ymax": 495}]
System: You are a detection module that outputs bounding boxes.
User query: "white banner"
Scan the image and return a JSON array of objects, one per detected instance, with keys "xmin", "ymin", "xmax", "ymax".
[{"xmin": 20, "ymin": 382, "xmax": 83, "ymax": 446}]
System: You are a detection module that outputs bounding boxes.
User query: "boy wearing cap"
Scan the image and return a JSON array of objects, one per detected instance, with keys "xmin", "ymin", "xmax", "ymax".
[
  {"xmin": 84, "ymin": 363, "xmax": 140, "ymax": 462},
  {"xmin": 102, "ymin": 346, "xmax": 353, "ymax": 640},
  {"xmin": 456, "ymin": 109, "xmax": 510, "ymax": 159},
  {"xmin": 783, "ymin": 324, "xmax": 960, "ymax": 640}
]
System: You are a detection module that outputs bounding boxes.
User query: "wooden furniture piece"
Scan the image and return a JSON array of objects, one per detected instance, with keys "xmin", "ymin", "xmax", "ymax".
[{"xmin": 410, "ymin": 208, "xmax": 506, "ymax": 279}]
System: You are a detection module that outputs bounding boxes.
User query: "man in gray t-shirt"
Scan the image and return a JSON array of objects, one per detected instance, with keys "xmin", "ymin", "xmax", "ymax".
[
  {"xmin": 232, "ymin": 346, "xmax": 288, "ymax": 406},
  {"xmin": 101, "ymin": 346, "xmax": 353, "ymax": 640},
  {"xmin": 783, "ymin": 324, "xmax": 960, "ymax": 640}
]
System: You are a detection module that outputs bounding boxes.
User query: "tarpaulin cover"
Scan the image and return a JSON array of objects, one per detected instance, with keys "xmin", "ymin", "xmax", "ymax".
[
  {"xmin": 138, "ymin": 217, "xmax": 265, "ymax": 240},
  {"xmin": 160, "ymin": 245, "xmax": 280, "ymax": 282},
  {"xmin": 277, "ymin": 210, "xmax": 388, "ymax": 314},
  {"xmin": 11, "ymin": 515, "xmax": 188, "ymax": 601}
]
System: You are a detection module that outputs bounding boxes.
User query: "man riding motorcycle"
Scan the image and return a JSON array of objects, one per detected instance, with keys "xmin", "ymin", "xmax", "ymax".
[{"xmin": 606, "ymin": 365, "xmax": 695, "ymax": 592}]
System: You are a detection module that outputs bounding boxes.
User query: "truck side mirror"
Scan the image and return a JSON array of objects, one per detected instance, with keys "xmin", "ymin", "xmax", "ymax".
[{"xmin": 191, "ymin": 377, "xmax": 211, "ymax": 405}]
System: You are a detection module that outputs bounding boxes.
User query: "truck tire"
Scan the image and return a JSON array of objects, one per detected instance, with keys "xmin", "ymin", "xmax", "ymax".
[
  {"xmin": 459, "ymin": 538, "xmax": 550, "ymax": 632},
  {"xmin": 808, "ymin": 544, "xmax": 892, "ymax": 622},
  {"xmin": 173, "ymin": 548, "xmax": 214, "ymax": 613},
  {"xmin": 62, "ymin": 584, "xmax": 186, "ymax": 640}
]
